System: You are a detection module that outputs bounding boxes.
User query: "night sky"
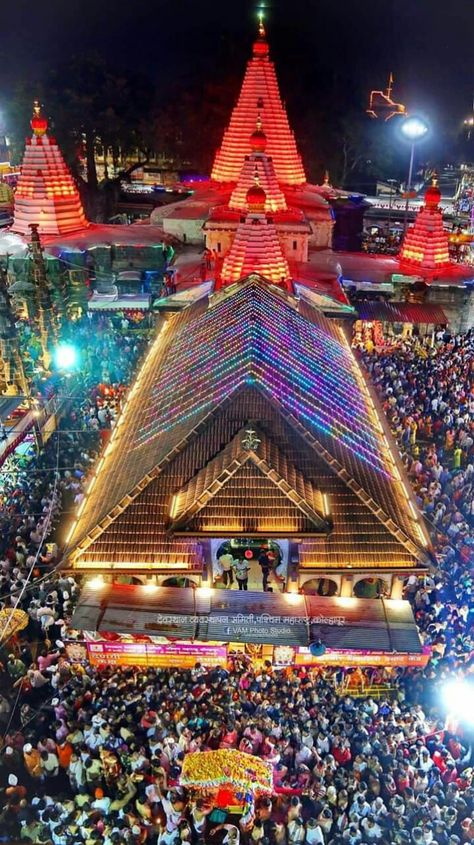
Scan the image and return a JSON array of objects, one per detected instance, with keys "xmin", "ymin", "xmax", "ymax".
[{"xmin": 1, "ymin": 0, "xmax": 473, "ymax": 148}]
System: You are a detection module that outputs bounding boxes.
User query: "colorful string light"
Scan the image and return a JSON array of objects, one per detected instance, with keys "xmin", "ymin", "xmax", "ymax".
[{"xmin": 133, "ymin": 284, "xmax": 390, "ymax": 476}]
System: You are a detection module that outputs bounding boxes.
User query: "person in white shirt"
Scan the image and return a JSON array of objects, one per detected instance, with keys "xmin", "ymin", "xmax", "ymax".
[
  {"xmin": 219, "ymin": 552, "xmax": 235, "ymax": 587},
  {"xmin": 305, "ymin": 818, "xmax": 325, "ymax": 844},
  {"xmin": 210, "ymin": 824, "xmax": 240, "ymax": 845}
]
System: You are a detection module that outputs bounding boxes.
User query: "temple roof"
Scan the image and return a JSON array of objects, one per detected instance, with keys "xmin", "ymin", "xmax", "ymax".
[
  {"xmin": 12, "ymin": 103, "xmax": 88, "ymax": 236},
  {"xmin": 169, "ymin": 426, "xmax": 329, "ymax": 536},
  {"xmin": 211, "ymin": 29, "xmax": 306, "ymax": 185},
  {"xmin": 66, "ymin": 278, "xmax": 430, "ymax": 571},
  {"xmin": 399, "ymin": 180, "xmax": 451, "ymax": 272}
]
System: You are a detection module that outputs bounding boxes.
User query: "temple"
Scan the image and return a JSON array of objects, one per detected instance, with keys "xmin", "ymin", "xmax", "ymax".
[
  {"xmin": 205, "ymin": 120, "xmax": 312, "ymax": 274},
  {"xmin": 12, "ymin": 102, "xmax": 88, "ymax": 237},
  {"xmin": 399, "ymin": 178, "xmax": 451, "ymax": 273},
  {"xmin": 66, "ymin": 21, "xmax": 433, "ymax": 661},
  {"xmin": 151, "ymin": 23, "xmax": 334, "ymax": 254},
  {"xmin": 211, "ymin": 20, "xmax": 305, "ymax": 185},
  {"xmin": 66, "ymin": 278, "xmax": 431, "ymax": 605},
  {"xmin": 220, "ymin": 181, "xmax": 291, "ymax": 287}
]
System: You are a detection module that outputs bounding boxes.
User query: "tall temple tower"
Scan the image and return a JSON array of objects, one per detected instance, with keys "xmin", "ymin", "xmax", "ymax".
[
  {"xmin": 399, "ymin": 179, "xmax": 451, "ymax": 273},
  {"xmin": 12, "ymin": 102, "xmax": 88, "ymax": 237},
  {"xmin": 211, "ymin": 20, "xmax": 306, "ymax": 186}
]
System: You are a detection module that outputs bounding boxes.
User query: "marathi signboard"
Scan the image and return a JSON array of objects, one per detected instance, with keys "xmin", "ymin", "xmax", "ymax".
[
  {"xmin": 86, "ymin": 640, "xmax": 227, "ymax": 668},
  {"xmin": 81, "ymin": 638, "xmax": 431, "ymax": 670}
]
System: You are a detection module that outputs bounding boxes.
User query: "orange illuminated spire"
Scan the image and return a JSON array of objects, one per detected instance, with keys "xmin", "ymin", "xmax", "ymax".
[
  {"xmin": 12, "ymin": 101, "xmax": 88, "ymax": 236},
  {"xmin": 211, "ymin": 20, "xmax": 306, "ymax": 185},
  {"xmin": 399, "ymin": 177, "xmax": 451, "ymax": 273},
  {"xmin": 229, "ymin": 118, "xmax": 288, "ymax": 213},
  {"xmin": 221, "ymin": 176, "xmax": 291, "ymax": 287}
]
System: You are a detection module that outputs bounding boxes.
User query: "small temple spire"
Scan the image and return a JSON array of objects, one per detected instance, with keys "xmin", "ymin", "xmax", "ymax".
[
  {"xmin": 228, "ymin": 116, "xmax": 287, "ymax": 213},
  {"xmin": 12, "ymin": 101, "xmax": 88, "ymax": 236},
  {"xmin": 399, "ymin": 173, "xmax": 450, "ymax": 273},
  {"xmin": 257, "ymin": 7, "xmax": 266, "ymax": 38}
]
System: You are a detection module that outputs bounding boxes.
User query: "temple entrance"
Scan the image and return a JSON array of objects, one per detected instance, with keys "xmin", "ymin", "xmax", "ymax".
[{"xmin": 212, "ymin": 539, "xmax": 287, "ymax": 592}]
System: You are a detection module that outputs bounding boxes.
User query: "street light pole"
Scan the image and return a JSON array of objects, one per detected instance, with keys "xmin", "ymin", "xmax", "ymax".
[
  {"xmin": 403, "ymin": 142, "xmax": 416, "ymax": 235},
  {"xmin": 387, "ymin": 178, "xmax": 397, "ymax": 238},
  {"xmin": 399, "ymin": 115, "xmax": 429, "ymax": 236}
]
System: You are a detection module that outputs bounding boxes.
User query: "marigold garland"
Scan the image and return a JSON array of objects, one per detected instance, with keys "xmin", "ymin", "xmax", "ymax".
[{"xmin": 180, "ymin": 749, "xmax": 273, "ymax": 794}]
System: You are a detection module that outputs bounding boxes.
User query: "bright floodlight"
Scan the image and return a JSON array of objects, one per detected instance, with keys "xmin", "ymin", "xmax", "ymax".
[
  {"xmin": 442, "ymin": 679, "xmax": 474, "ymax": 724},
  {"xmin": 400, "ymin": 115, "xmax": 429, "ymax": 141},
  {"xmin": 53, "ymin": 343, "xmax": 79, "ymax": 371}
]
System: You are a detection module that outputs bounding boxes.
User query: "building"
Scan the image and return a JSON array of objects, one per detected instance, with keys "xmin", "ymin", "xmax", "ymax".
[
  {"xmin": 0, "ymin": 103, "xmax": 176, "ymax": 309},
  {"xmin": 67, "ymin": 23, "xmax": 433, "ymax": 667},
  {"xmin": 151, "ymin": 23, "xmax": 334, "ymax": 254},
  {"xmin": 12, "ymin": 102, "xmax": 88, "ymax": 237},
  {"xmin": 66, "ymin": 277, "xmax": 431, "ymax": 601}
]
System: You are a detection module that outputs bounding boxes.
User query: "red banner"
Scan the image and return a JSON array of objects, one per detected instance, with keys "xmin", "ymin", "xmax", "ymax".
[{"xmin": 86, "ymin": 640, "xmax": 227, "ymax": 668}]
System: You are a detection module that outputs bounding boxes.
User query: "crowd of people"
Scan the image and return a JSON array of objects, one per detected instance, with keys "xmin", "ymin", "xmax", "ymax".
[
  {"xmin": 362, "ymin": 329, "xmax": 474, "ymax": 691},
  {"xmin": 0, "ymin": 320, "xmax": 473, "ymax": 845}
]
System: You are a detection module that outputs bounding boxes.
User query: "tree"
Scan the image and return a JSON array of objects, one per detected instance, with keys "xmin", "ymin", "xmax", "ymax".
[{"xmin": 42, "ymin": 54, "xmax": 156, "ymax": 220}]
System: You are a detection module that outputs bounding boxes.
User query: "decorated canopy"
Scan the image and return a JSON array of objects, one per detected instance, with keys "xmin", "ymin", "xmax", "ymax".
[{"xmin": 180, "ymin": 749, "xmax": 273, "ymax": 795}]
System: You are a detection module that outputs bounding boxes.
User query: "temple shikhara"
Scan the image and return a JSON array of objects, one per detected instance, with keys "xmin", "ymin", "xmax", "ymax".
[
  {"xmin": 152, "ymin": 20, "xmax": 335, "ymax": 258},
  {"xmin": 399, "ymin": 178, "xmax": 451, "ymax": 272},
  {"xmin": 12, "ymin": 102, "xmax": 88, "ymax": 236},
  {"xmin": 211, "ymin": 20, "xmax": 305, "ymax": 186},
  {"xmin": 68, "ymin": 20, "xmax": 434, "ymax": 664}
]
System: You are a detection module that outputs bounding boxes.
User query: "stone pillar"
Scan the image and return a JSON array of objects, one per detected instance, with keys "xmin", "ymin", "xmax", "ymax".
[
  {"xmin": 340, "ymin": 574, "xmax": 353, "ymax": 597},
  {"xmin": 390, "ymin": 575, "xmax": 404, "ymax": 599}
]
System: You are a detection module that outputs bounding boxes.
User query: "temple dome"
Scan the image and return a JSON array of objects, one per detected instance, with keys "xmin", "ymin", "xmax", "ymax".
[
  {"xmin": 250, "ymin": 125, "xmax": 267, "ymax": 153},
  {"xmin": 424, "ymin": 178, "xmax": 441, "ymax": 208},
  {"xmin": 31, "ymin": 101, "xmax": 48, "ymax": 137}
]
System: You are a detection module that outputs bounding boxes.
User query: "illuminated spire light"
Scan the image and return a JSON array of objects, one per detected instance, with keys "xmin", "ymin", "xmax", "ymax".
[
  {"xmin": 400, "ymin": 177, "xmax": 451, "ymax": 272},
  {"xmin": 211, "ymin": 16, "xmax": 306, "ymax": 185},
  {"xmin": 12, "ymin": 101, "xmax": 88, "ymax": 236}
]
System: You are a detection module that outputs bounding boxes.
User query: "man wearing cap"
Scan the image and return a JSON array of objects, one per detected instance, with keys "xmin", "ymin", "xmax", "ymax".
[
  {"xmin": 23, "ymin": 743, "xmax": 42, "ymax": 779},
  {"xmin": 6, "ymin": 653, "xmax": 26, "ymax": 683},
  {"xmin": 5, "ymin": 773, "xmax": 27, "ymax": 801}
]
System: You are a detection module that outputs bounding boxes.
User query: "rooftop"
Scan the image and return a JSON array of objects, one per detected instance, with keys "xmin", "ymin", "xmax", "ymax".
[{"xmin": 66, "ymin": 277, "xmax": 430, "ymax": 572}]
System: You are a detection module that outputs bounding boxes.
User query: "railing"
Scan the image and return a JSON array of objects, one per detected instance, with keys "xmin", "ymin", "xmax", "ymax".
[{"xmin": 334, "ymin": 683, "xmax": 399, "ymax": 699}]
